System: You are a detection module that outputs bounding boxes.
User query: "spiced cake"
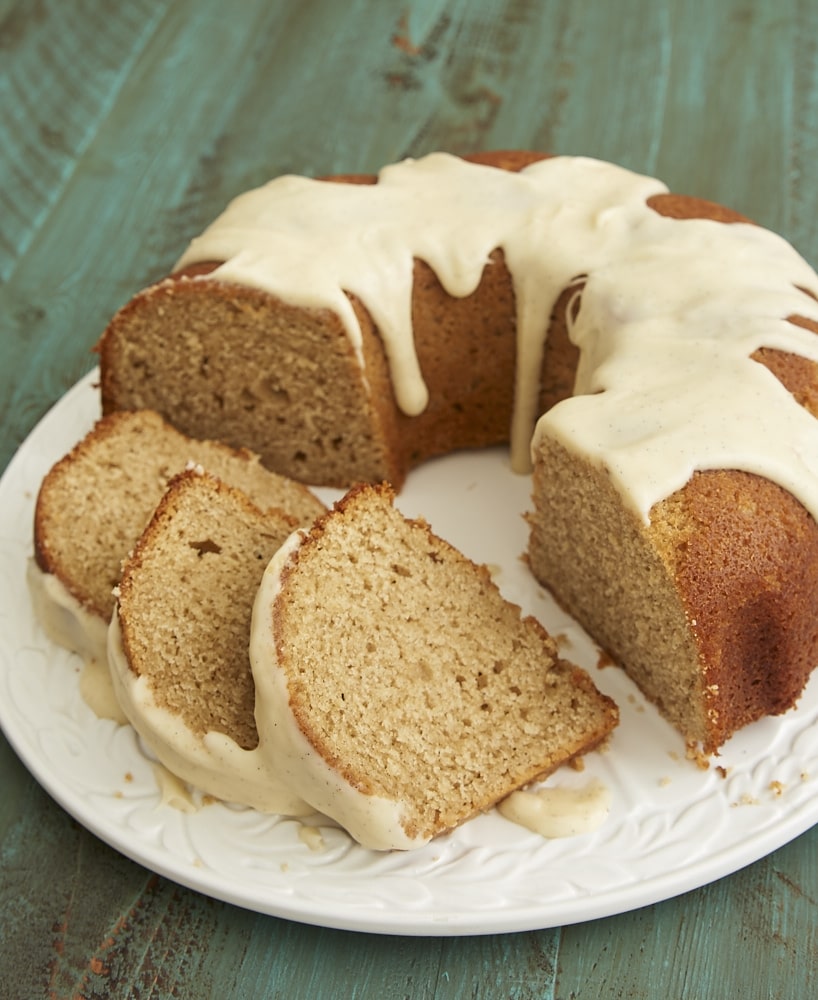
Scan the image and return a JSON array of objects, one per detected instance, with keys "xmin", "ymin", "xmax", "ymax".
[{"xmin": 95, "ymin": 151, "xmax": 818, "ymax": 753}]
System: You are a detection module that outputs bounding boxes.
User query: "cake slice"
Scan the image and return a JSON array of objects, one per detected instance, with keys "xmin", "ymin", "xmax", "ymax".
[
  {"xmin": 30, "ymin": 409, "xmax": 326, "ymax": 666},
  {"xmin": 109, "ymin": 469, "xmax": 311, "ymax": 814},
  {"xmin": 249, "ymin": 482, "xmax": 619, "ymax": 850}
]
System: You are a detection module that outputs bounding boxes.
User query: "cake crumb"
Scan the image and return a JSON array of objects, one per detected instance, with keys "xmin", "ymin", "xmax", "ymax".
[
  {"xmin": 658, "ymin": 776, "xmax": 672, "ymax": 787},
  {"xmin": 731, "ymin": 793, "xmax": 760, "ymax": 807},
  {"xmin": 715, "ymin": 765, "xmax": 730, "ymax": 779},
  {"xmin": 298, "ymin": 824, "xmax": 326, "ymax": 852},
  {"xmin": 769, "ymin": 780, "xmax": 785, "ymax": 797},
  {"xmin": 685, "ymin": 742, "xmax": 710, "ymax": 770}
]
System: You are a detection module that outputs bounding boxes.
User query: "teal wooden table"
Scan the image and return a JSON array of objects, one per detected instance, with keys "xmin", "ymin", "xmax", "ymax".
[{"xmin": 3, "ymin": 1, "xmax": 818, "ymax": 996}]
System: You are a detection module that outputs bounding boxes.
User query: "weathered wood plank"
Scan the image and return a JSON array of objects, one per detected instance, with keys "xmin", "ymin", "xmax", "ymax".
[
  {"xmin": 788, "ymin": 0, "xmax": 818, "ymax": 257},
  {"xmin": 0, "ymin": 0, "xmax": 172, "ymax": 283},
  {"xmin": 654, "ymin": 0, "xmax": 798, "ymax": 233},
  {"xmin": 557, "ymin": 826, "xmax": 818, "ymax": 999},
  {"xmin": 516, "ymin": 0, "xmax": 673, "ymax": 172}
]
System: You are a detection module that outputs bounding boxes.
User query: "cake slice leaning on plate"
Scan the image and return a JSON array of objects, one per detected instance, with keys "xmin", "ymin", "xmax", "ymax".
[
  {"xmin": 109, "ymin": 469, "xmax": 313, "ymax": 815},
  {"xmin": 249, "ymin": 482, "xmax": 619, "ymax": 850},
  {"xmin": 30, "ymin": 409, "xmax": 326, "ymax": 669}
]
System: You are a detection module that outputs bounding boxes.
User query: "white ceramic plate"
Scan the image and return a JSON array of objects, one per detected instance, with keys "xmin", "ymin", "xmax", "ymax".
[{"xmin": 2, "ymin": 371, "xmax": 818, "ymax": 936}]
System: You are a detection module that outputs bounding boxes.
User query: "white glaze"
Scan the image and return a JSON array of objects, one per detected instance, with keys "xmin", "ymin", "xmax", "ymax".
[
  {"xmin": 26, "ymin": 560, "xmax": 129, "ymax": 723},
  {"xmin": 152, "ymin": 763, "xmax": 198, "ymax": 814},
  {"xmin": 249, "ymin": 531, "xmax": 429, "ymax": 851},
  {"xmin": 497, "ymin": 779, "xmax": 611, "ymax": 838},
  {"xmin": 78, "ymin": 657, "xmax": 128, "ymax": 724},
  {"xmin": 177, "ymin": 152, "xmax": 818, "ymax": 523},
  {"xmin": 107, "ymin": 609, "xmax": 312, "ymax": 816},
  {"xmin": 27, "ymin": 559, "xmax": 109, "ymax": 668}
]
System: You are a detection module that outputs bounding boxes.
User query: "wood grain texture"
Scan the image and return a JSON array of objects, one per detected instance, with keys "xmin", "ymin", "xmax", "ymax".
[{"xmin": 2, "ymin": 0, "xmax": 818, "ymax": 996}]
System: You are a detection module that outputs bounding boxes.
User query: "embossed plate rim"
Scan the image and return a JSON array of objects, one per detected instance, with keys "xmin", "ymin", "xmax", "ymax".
[{"xmin": 1, "ymin": 370, "xmax": 817, "ymax": 936}]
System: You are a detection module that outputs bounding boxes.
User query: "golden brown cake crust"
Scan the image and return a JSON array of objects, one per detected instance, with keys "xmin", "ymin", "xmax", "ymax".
[{"xmin": 653, "ymin": 470, "xmax": 818, "ymax": 750}]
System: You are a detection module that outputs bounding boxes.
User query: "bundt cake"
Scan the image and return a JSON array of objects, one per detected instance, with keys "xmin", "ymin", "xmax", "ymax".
[
  {"xmin": 248, "ymin": 482, "xmax": 618, "ymax": 849},
  {"xmin": 108, "ymin": 469, "xmax": 312, "ymax": 814},
  {"xmin": 95, "ymin": 150, "xmax": 818, "ymax": 754},
  {"xmin": 29, "ymin": 409, "xmax": 325, "ymax": 667}
]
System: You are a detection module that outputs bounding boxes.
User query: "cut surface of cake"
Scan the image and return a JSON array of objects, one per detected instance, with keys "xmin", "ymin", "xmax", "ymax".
[
  {"xmin": 109, "ymin": 469, "xmax": 311, "ymax": 814},
  {"xmin": 30, "ymin": 409, "xmax": 325, "ymax": 666},
  {"xmin": 249, "ymin": 482, "xmax": 619, "ymax": 850}
]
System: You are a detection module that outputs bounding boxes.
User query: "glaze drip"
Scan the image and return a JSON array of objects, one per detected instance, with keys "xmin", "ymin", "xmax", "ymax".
[{"xmin": 177, "ymin": 153, "xmax": 818, "ymax": 522}]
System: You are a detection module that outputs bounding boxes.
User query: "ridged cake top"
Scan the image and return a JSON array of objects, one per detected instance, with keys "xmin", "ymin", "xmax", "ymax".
[{"xmin": 177, "ymin": 153, "xmax": 818, "ymax": 523}]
